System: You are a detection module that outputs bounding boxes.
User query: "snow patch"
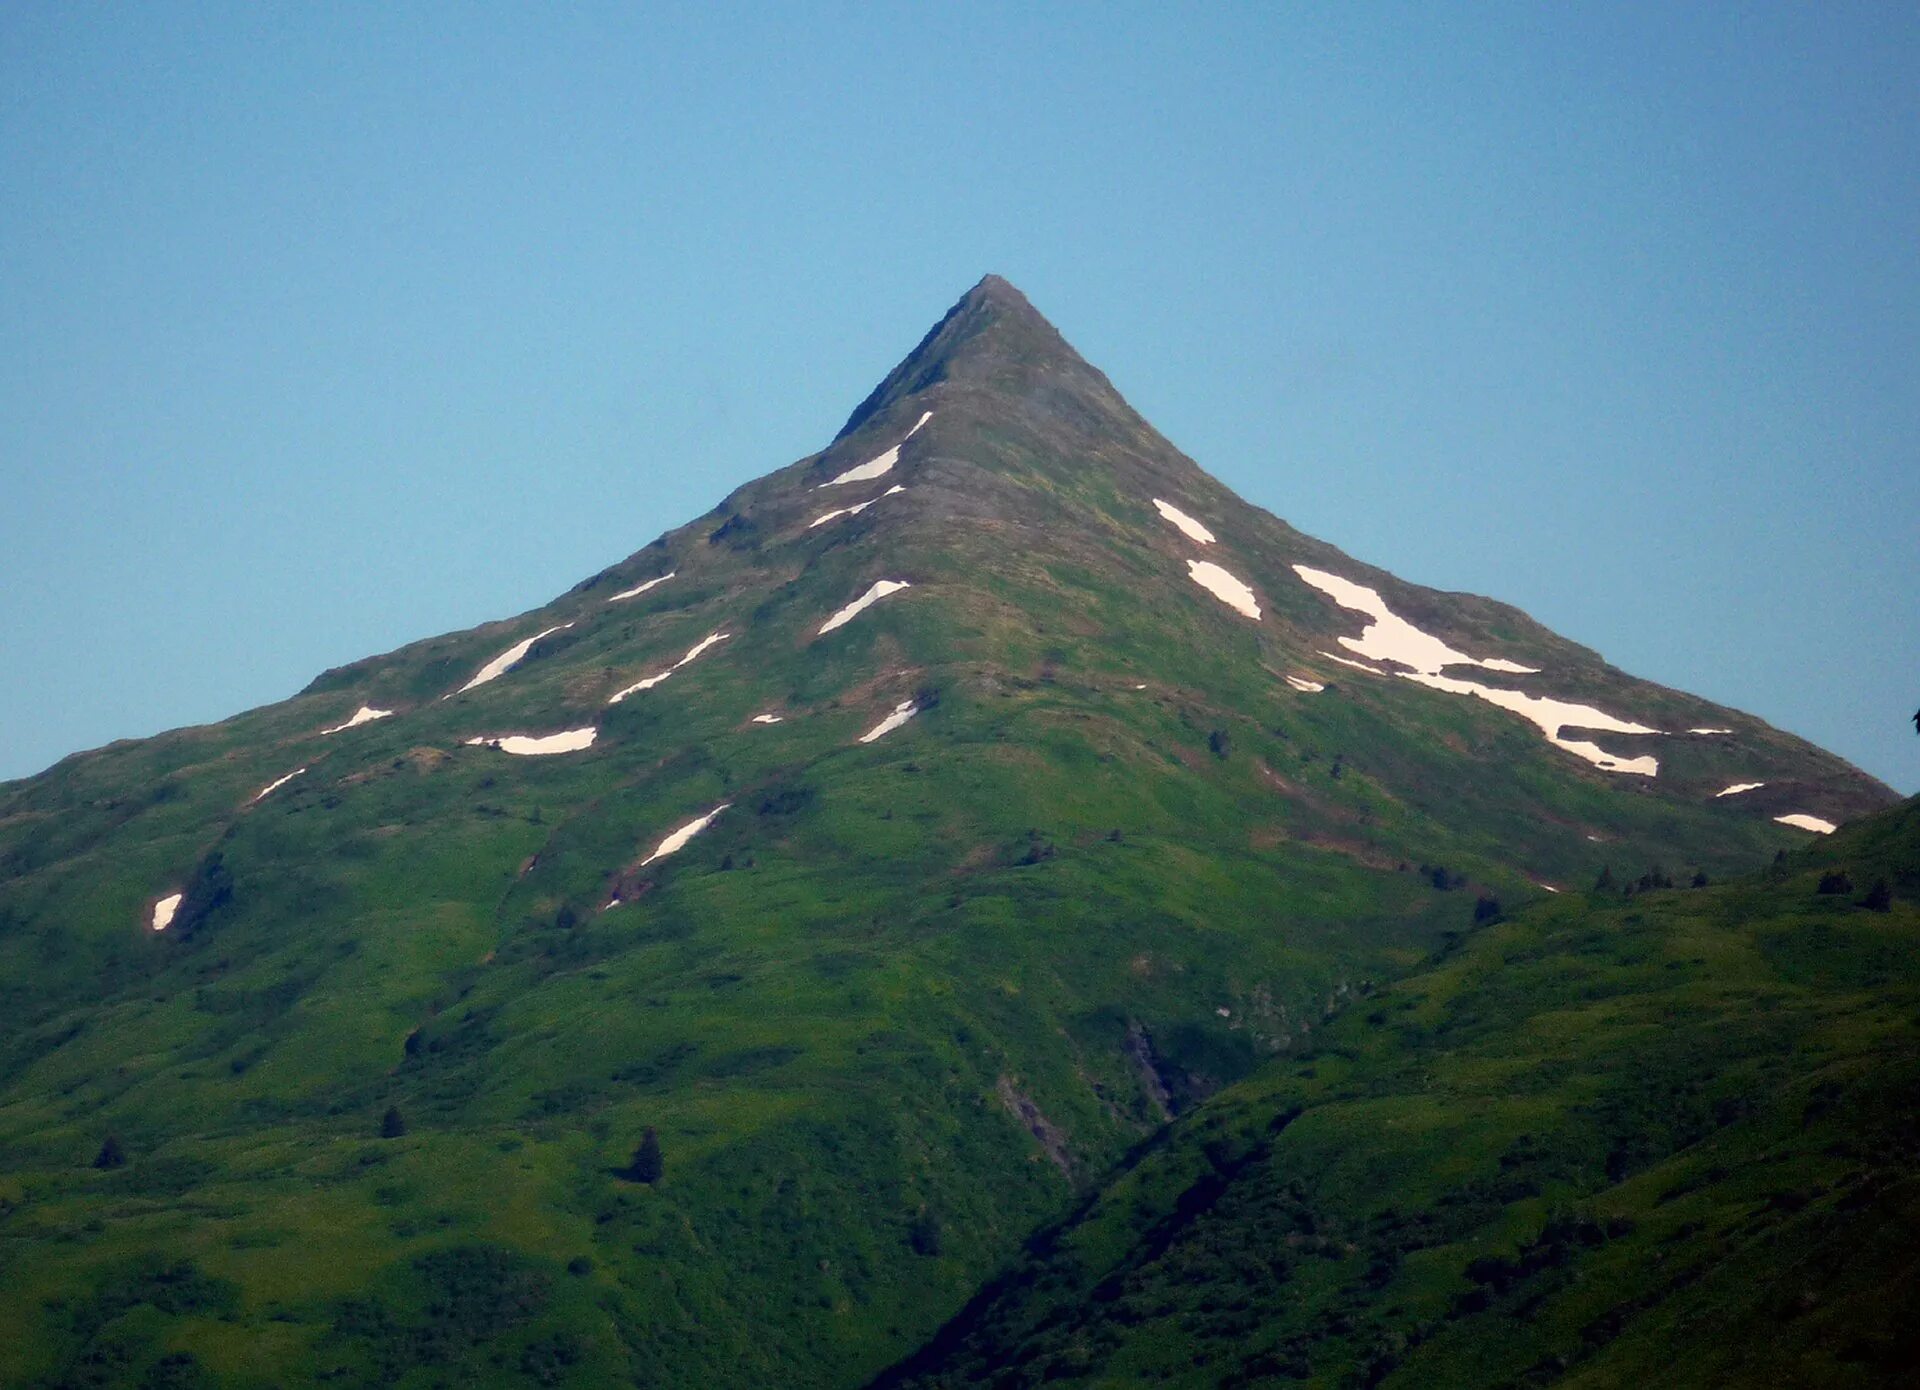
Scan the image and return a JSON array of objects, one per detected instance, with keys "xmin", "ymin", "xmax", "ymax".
[
  {"xmin": 858, "ymin": 700, "xmax": 918, "ymax": 744},
  {"xmin": 1715, "ymin": 782, "xmax": 1766, "ymax": 798},
  {"xmin": 1399, "ymin": 669, "xmax": 1662, "ymax": 776},
  {"xmin": 251, "ymin": 768, "xmax": 307, "ymax": 803},
  {"xmin": 641, "ymin": 804, "xmax": 731, "ymax": 865},
  {"xmin": 1186, "ymin": 560, "xmax": 1261, "ymax": 619},
  {"xmin": 608, "ymin": 631, "xmax": 731, "ymax": 703},
  {"xmin": 1292, "ymin": 566, "xmax": 1538, "ymax": 676},
  {"xmin": 750, "ymin": 713, "xmax": 784, "ymax": 725},
  {"xmin": 816, "ymin": 413, "xmax": 932, "ymax": 489},
  {"xmin": 612, "ymin": 669, "xmax": 675, "ymax": 698},
  {"xmin": 1688, "ymin": 727, "xmax": 1733, "ymax": 735},
  {"xmin": 1152, "ymin": 499, "xmax": 1215, "ymax": 544},
  {"xmin": 464, "ymin": 728, "xmax": 599, "ymax": 756},
  {"xmin": 151, "ymin": 893, "xmax": 182, "ymax": 932},
  {"xmin": 608, "ymin": 572, "xmax": 675, "ymax": 603},
  {"xmin": 812, "ymin": 484, "xmax": 909, "ymax": 529},
  {"xmin": 819, "ymin": 448, "xmax": 899, "ymax": 489},
  {"xmin": 1285, "ymin": 676, "xmax": 1325, "ymax": 693},
  {"xmin": 819, "ymin": 579, "xmax": 911, "ymax": 634},
  {"xmin": 1295, "ymin": 565, "xmax": 1660, "ymax": 774},
  {"xmin": 320, "ymin": 705, "xmax": 393, "ymax": 735},
  {"xmin": 453, "ymin": 623, "xmax": 574, "ymax": 695},
  {"xmin": 1321, "ymin": 652, "xmax": 1387, "ymax": 675},
  {"xmin": 678, "ymin": 630, "xmax": 729, "ymax": 665},
  {"xmin": 1775, "ymin": 813, "xmax": 1837, "ymax": 835},
  {"xmin": 1537, "ymin": 883, "xmax": 1562, "ymax": 894}
]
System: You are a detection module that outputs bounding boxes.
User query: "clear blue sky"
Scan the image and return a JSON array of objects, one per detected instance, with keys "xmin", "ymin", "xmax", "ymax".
[{"xmin": 3, "ymin": 4, "xmax": 1915, "ymax": 792}]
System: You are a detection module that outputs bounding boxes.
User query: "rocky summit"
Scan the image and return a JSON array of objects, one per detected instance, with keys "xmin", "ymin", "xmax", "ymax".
[{"xmin": 0, "ymin": 278, "xmax": 1908, "ymax": 1388}]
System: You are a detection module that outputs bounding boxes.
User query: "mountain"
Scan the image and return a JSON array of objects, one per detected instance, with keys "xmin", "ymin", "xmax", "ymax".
[{"xmin": 0, "ymin": 276, "xmax": 1899, "ymax": 1389}]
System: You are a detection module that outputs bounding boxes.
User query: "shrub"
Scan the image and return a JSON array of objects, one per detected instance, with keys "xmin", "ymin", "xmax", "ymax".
[
  {"xmin": 1860, "ymin": 879, "xmax": 1892, "ymax": 912},
  {"xmin": 1817, "ymin": 871, "xmax": 1854, "ymax": 896},
  {"xmin": 92, "ymin": 1134, "xmax": 128, "ymax": 1169},
  {"xmin": 908, "ymin": 1211, "xmax": 944, "ymax": 1257},
  {"xmin": 381, "ymin": 1107, "xmax": 407, "ymax": 1139}
]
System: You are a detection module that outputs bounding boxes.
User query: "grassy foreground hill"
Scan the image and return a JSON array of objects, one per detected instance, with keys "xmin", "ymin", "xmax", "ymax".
[
  {"xmin": 880, "ymin": 797, "xmax": 1920, "ymax": 1388},
  {"xmin": 0, "ymin": 278, "xmax": 1901, "ymax": 1387}
]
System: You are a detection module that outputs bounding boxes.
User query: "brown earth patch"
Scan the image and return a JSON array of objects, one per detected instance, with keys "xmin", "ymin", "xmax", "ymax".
[{"xmin": 995, "ymin": 1076, "xmax": 1073, "ymax": 1180}]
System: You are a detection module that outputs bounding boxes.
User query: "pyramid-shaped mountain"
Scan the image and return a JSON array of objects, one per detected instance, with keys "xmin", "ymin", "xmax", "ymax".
[{"xmin": 0, "ymin": 278, "xmax": 1899, "ymax": 1388}]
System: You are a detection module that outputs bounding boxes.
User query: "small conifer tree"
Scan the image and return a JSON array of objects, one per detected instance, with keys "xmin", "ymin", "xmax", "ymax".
[
  {"xmin": 92, "ymin": 1135, "xmax": 127, "ymax": 1169},
  {"xmin": 627, "ymin": 1127, "xmax": 663, "ymax": 1184},
  {"xmin": 380, "ymin": 1106, "xmax": 407, "ymax": 1139}
]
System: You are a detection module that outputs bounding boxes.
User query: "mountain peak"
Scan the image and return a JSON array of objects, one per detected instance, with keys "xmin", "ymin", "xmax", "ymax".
[{"xmin": 836, "ymin": 274, "xmax": 1130, "ymax": 441}]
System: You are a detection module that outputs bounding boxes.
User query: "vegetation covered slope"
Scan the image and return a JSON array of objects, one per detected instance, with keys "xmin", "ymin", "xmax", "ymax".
[
  {"xmin": 0, "ymin": 277, "xmax": 1899, "ymax": 1388},
  {"xmin": 880, "ymin": 798, "xmax": 1920, "ymax": 1388}
]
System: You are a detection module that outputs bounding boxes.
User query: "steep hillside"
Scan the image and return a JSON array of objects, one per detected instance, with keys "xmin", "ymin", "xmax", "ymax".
[
  {"xmin": 0, "ymin": 277, "xmax": 1897, "ymax": 1388},
  {"xmin": 880, "ymin": 799, "xmax": 1920, "ymax": 1388}
]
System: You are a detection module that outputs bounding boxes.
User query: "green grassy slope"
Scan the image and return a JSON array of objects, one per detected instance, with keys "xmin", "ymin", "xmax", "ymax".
[
  {"xmin": 0, "ymin": 277, "xmax": 1900, "ymax": 1388},
  {"xmin": 880, "ymin": 798, "xmax": 1920, "ymax": 1388}
]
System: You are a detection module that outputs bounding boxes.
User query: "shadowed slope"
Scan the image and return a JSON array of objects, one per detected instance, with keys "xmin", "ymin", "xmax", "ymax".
[{"xmin": 879, "ymin": 798, "xmax": 1920, "ymax": 1389}]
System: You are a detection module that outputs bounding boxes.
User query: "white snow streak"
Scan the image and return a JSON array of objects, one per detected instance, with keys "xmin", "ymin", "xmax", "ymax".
[
  {"xmin": 151, "ymin": 893, "xmax": 182, "ymax": 932},
  {"xmin": 750, "ymin": 714, "xmax": 784, "ymax": 724},
  {"xmin": 320, "ymin": 705, "xmax": 394, "ymax": 735},
  {"xmin": 1285, "ymin": 676, "xmax": 1325, "ymax": 693},
  {"xmin": 1152, "ymin": 499, "xmax": 1215, "ymax": 544},
  {"xmin": 608, "ymin": 572, "xmax": 675, "ymax": 603},
  {"xmin": 453, "ymin": 623, "xmax": 574, "ymax": 695},
  {"xmin": 1294, "ymin": 564, "xmax": 1663, "ymax": 774},
  {"xmin": 1186, "ymin": 561, "xmax": 1261, "ymax": 619},
  {"xmin": 641, "ymin": 804, "xmax": 731, "ymax": 865},
  {"xmin": 818, "ymin": 579, "xmax": 911, "ymax": 634},
  {"xmin": 251, "ymin": 768, "xmax": 307, "ymax": 803},
  {"xmin": 1715, "ymin": 782, "xmax": 1766, "ymax": 798},
  {"xmin": 1398, "ymin": 669, "xmax": 1662, "ymax": 775},
  {"xmin": 859, "ymin": 700, "xmax": 919, "ymax": 744},
  {"xmin": 608, "ymin": 631, "xmax": 731, "ymax": 703},
  {"xmin": 1775, "ymin": 813, "xmax": 1838, "ymax": 834},
  {"xmin": 464, "ymin": 728, "xmax": 599, "ymax": 756},
  {"xmin": 810, "ymin": 488, "xmax": 902, "ymax": 528},
  {"xmin": 1291, "ymin": 566, "xmax": 1538, "ymax": 675},
  {"xmin": 816, "ymin": 412, "xmax": 932, "ymax": 489},
  {"xmin": 678, "ymin": 630, "xmax": 729, "ymax": 665},
  {"xmin": 1689, "ymin": 727, "xmax": 1733, "ymax": 735}
]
